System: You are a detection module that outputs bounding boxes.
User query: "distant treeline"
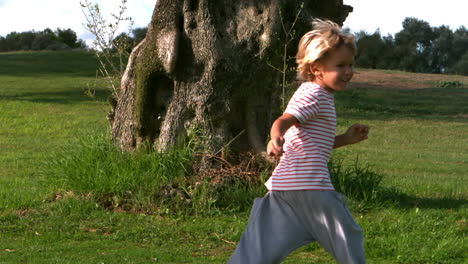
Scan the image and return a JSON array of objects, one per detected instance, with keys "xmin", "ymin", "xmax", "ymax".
[
  {"xmin": 0, "ymin": 28, "xmax": 87, "ymax": 52},
  {"xmin": 2, "ymin": 19, "xmax": 467, "ymax": 76},
  {"xmin": 354, "ymin": 17, "xmax": 468, "ymax": 75},
  {"xmin": 0, "ymin": 27, "xmax": 148, "ymax": 53}
]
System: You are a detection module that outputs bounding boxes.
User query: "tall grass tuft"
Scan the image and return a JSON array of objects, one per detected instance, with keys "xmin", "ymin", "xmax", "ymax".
[
  {"xmin": 42, "ymin": 133, "xmax": 270, "ymax": 215},
  {"xmin": 43, "ymin": 133, "xmax": 387, "ymax": 214},
  {"xmin": 43, "ymin": 133, "xmax": 193, "ymax": 212},
  {"xmin": 329, "ymin": 157, "xmax": 385, "ymax": 211}
]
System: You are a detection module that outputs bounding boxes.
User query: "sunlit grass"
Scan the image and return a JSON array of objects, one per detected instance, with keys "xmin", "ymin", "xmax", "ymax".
[{"xmin": 0, "ymin": 51, "xmax": 466, "ymax": 263}]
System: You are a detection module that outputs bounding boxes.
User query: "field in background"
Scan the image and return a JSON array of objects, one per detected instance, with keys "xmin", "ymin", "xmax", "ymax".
[
  {"xmin": 0, "ymin": 51, "xmax": 466, "ymax": 263},
  {"xmin": 350, "ymin": 69, "xmax": 468, "ymax": 90}
]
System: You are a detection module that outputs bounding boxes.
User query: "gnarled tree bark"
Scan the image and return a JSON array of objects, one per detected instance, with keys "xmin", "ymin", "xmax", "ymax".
[{"xmin": 110, "ymin": 0, "xmax": 352, "ymax": 153}]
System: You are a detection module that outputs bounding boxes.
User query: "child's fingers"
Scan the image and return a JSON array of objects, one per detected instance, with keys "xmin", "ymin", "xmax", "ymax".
[
  {"xmin": 348, "ymin": 124, "xmax": 369, "ymax": 142},
  {"xmin": 271, "ymin": 142, "xmax": 284, "ymax": 156},
  {"xmin": 353, "ymin": 124, "xmax": 369, "ymax": 134},
  {"xmin": 358, "ymin": 125, "xmax": 369, "ymax": 141},
  {"xmin": 267, "ymin": 140, "xmax": 284, "ymax": 156},
  {"xmin": 359, "ymin": 126, "xmax": 369, "ymax": 135}
]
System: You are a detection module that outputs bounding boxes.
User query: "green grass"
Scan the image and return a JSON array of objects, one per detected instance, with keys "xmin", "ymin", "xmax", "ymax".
[
  {"xmin": 0, "ymin": 51, "xmax": 99, "ymax": 77},
  {"xmin": 0, "ymin": 51, "xmax": 467, "ymax": 263},
  {"xmin": 0, "ymin": 51, "xmax": 109, "ymax": 213}
]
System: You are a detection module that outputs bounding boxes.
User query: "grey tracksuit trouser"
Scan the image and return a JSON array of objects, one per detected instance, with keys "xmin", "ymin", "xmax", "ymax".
[{"xmin": 228, "ymin": 191, "xmax": 365, "ymax": 264}]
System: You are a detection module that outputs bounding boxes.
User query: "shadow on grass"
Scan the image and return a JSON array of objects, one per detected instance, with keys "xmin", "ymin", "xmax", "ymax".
[
  {"xmin": 0, "ymin": 89, "xmax": 110, "ymax": 104},
  {"xmin": 377, "ymin": 187, "xmax": 467, "ymax": 210},
  {"xmin": 335, "ymin": 87, "xmax": 468, "ymax": 121}
]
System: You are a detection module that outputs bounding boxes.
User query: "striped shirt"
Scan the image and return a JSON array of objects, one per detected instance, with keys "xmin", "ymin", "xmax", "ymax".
[{"xmin": 265, "ymin": 82, "xmax": 336, "ymax": 191}]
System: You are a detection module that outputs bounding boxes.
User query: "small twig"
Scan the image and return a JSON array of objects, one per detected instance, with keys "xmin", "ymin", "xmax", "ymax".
[
  {"xmin": 212, "ymin": 130, "xmax": 245, "ymax": 157},
  {"xmin": 287, "ymin": 3, "xmax": 303, "ymax": 39},
  {"xmin": 214, "ymin": 233, "xmax": 236, "ymax": 245},
  {"xmin": 266, "ymin": 61, "xmax": 284, "ymax": 73},
  {"xmin": 198, "ymin": 154, "xmax": 233, "ymax": 168},
  {"xmin": 276, "ymin": 3, "xmax": 304, "ymax": 109},
  {"xmin": 80, "ymin": 0, "xmax": 133, "ymax": 101},
  {"xmin": 210, "ymin": 155, "xmax": 233, "ymax": 167}
]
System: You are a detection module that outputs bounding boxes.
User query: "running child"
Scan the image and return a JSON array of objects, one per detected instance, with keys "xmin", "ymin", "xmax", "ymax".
[{"xmin": 228, "ymin": 19, "xmax": 369, "ymax": 264}]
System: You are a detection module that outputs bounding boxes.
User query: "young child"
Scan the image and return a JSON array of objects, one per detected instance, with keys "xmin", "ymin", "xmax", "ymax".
[{"xmin": 228, "ymin": 19, "xmax": 369, "ymax": 264}]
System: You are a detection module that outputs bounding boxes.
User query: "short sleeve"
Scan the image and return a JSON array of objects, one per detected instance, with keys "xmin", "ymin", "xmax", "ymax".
[{"xmin": 284, "ymin": 85, "xmax": 320, "ymax": 123}]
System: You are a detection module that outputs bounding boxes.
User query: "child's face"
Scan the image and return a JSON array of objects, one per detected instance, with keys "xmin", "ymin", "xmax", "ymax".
[{"xmin": 311, "ymin": 45, "xmax": 355, "ymax": 93}]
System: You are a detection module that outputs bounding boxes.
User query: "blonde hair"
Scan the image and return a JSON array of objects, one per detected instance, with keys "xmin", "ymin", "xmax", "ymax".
[{"xmin": 296, "ymin": 19, "xmax": 356, "ymax": 81}]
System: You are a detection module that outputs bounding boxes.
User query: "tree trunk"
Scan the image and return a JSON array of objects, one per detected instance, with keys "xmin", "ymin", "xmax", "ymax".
[{"xmin": 110, "ymin": 0, "xmax": 352, "ymax": 154}]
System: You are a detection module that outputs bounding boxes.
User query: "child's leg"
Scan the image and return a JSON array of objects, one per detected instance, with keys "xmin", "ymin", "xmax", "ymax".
[
  {"xmin": 228, "ymin": 192, "xmax": 313, "ymax": 264},
  {"xmin": 282, "ymin": 191, "xmax": 365, "ymax": 264}
]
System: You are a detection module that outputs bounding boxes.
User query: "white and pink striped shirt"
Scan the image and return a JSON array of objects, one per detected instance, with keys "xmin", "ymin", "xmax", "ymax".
[{"xmin": 265, "ymin": 82, "xmax": 336, "ymax": 191}]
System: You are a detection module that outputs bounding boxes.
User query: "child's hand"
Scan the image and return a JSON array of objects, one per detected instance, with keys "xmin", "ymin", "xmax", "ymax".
[
  {"xmin": 267, "ymin": 137, "xmax": 285, "ymax": 157},
  {"xmin": 344, "ymin": 124, "xmax": 369, "ymax": 144}
]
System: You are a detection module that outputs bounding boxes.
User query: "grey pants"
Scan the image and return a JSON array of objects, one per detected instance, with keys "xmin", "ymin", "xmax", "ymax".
[{"xmin": 228, "ymin": 191, "xmax": 365, "ymax": 264}]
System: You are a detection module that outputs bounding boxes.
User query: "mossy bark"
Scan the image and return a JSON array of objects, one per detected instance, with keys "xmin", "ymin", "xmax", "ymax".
[{"xmin": 110, "ymin": 0, "xmax": 352, "ymax": 153}]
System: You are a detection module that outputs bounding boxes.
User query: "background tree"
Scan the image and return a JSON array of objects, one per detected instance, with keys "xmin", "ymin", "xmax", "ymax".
[
  {"xmin": 354, "ymin": 30, "xmax": 385, "ymax": 69},
  {"xmin": 451, "ymin": 52, "xmax": 468, "ymax": 75},
  {"xmin": 17, "ymin": 31, "xmax": 35, "ymax": 50},
  {"xmin": 112, "ymin": 32, "xmax": 133, "ymax": 53},
  {"xmin": 110, "ymin": 0, "xmax": 353, "ymax": 154},
  {"xmin": 394, "ymin": 17, "xmax": 434, "ymax": 72},
  {"xmin": 131, "ymin": 27, "xmax": 148, "ymax": 47},
  {"xmin": 353, "ymin": 17, "xmax": 468, "ymax": 76},
  {"xmin": 4, "ymin": 32, "xmax": 22, "ymax": 51},
  {"xmin": 378, "ymin": 34, "xmax": 397, "ymax": 69},
  {"xmin": 108, "ymin": 28, "xmax": 148, "ymax": 54},
  {"xmin": 0, "ymin": 28, "xmax": 86, "ymax": 51},
  {"xmin": 452, "ymin": 27, "xmax": 468, "ymax": 57},
  {"xmin": 0, "ymin": 36, "xmax": 4, "ymax": 51},
  {"xmin": 450, "ymin": 26, "xmax": 468, "ymax": 74},
  {"xmin": 430, "ymin": 25, "xmax": 454, "ymax": 73},
  {"xmin": 56, "ymin": 28, "xmax": 86, "ymax": 49},
  {"xmin": 31, "ymin": 28, "xmax": 58, "ymax": 50}
]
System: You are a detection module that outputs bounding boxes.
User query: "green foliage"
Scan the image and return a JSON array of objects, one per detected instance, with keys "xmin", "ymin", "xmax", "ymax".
[
  {"xmin": 355, "ymin": 18, "xmax": 468, "ymax": 75},
  {"xmin": 56, "ymin": 28, "xmax": 86, "ymax": 49},
  {"xmin": 131, "ymin": 27, "xmax": 148, "ymax": 46},
  {"xmin": 44, "ymin": 134, "xmax": 193, "ymax": 212},
  {"xmin": 39, "ymin": 124, "xmax": 262, "ymax": 215},
  {"xmin": 329, "ymin": 158, "xmax": 383, "ymax": 201},
  {"xmin": 355, "ymin": 31, "xmax": 387, "ymax": 69},
  {"xmin": 450, "ymin": 51, "xmax": 468, "ymax": 75},
  {"xmin": 436, "ymin": 80, "xmax": 464, "ymax": 88},
  {"xmin": 41, "ymin": 132, "xmax": 271, "ymax": 215},
  {"xmin": 0, "ymin": 28, "xmax": 86, "ymax": 52}
]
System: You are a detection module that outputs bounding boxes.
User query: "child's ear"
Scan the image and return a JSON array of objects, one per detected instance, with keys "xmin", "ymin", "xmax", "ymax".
[{"xmin": 310, "ymin": 62, "xmax": 322, "ymax": 78}]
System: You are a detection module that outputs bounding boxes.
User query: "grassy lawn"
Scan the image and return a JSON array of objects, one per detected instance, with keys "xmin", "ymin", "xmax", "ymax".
[{"xmin": 0, "ymin": 51, "xmax": 466, "ymax": 263}]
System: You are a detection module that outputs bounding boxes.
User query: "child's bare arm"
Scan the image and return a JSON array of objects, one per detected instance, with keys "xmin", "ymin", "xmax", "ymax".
[
  {"xmin": 267, "ymin": 114, "xmax": 298, "ymax": 156},
  {"xmin": 334, "ymin": 124, "xmax": 369, "ymax": 149}
]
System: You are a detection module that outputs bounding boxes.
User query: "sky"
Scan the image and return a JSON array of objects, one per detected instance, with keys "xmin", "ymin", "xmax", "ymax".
[
  {"xmin": 0, "ymin": 0, "xmax": 466, "ymax": 45},
  {"xmin": 343, "ymin": 0, "xmax": 467, "ymax": 36},
  {"xmin": 0, "ymin": 0, "xmax": 156, "ymax": 46}
]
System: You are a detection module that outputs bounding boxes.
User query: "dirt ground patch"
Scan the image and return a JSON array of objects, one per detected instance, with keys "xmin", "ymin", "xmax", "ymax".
[{"xmin": 349, "ymin": 69, "xmax": 468, "ymax": 89}]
